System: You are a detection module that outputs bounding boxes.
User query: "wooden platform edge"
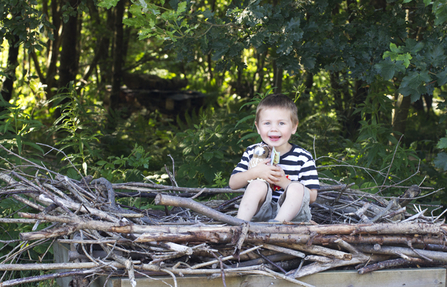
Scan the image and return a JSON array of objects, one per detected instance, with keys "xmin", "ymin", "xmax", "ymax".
[{"xmin": 98, "ymin": 267, "xmax": 446, "ymax": 287}]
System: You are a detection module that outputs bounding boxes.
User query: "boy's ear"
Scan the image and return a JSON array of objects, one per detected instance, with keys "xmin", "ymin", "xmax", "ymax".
[
  {"xmin": 255, "ymin": 121, "xmax": 261, "ymax": 134},
  {"xmin": 292, "ymin": 122, "xmax": 298, "ymax": 134}
]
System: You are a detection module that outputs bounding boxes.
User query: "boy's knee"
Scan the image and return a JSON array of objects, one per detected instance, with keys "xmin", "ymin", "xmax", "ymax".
[
  {"xmin": 285, "ymin": 182, "xmax": 305, "ymax": 198},
  {"xmin": 247, "ymin": 179, "xmax": 268, "ymax": 189},
  {"xmin": 246, "ymin": 180, "xmax": 268, "ymax": 196}
]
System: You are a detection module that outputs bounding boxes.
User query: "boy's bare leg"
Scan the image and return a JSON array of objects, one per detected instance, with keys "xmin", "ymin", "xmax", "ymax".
[
  {"xmin": 236, "ymin": 180, "xmax": 268, "ymax": 221},
  {"xmin": 274, "ymin": 182, "xmax": 304, "ymax": 222}
]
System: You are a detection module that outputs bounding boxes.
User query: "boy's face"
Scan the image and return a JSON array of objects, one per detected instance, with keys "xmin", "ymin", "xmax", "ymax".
[{"xmin": 255, "ymin": 107, "xmax": 298, "ymax": 154}]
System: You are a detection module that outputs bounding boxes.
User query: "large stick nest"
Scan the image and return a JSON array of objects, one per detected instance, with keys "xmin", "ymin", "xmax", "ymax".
[{"xmin": 0, "ymin": 145, "xmax": 446, "ymax": 287}]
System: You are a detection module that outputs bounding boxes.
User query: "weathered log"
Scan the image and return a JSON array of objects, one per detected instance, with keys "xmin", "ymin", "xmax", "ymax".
[{"xmin": 19, "ymin": 212, "xmax": 447, "ymax": 245}]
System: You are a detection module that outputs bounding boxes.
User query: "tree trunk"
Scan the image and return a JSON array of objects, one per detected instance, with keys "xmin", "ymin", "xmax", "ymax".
[
  {"xmin": 346, "ymin": 80, "xmax": 368, "ymax": 137},
  {"xmin": 392, "ymin": 92, "xmax": 411, "ymax": 138},
  {"xmin": 45, "ymin": 0, "xmax": 63, "ymax": 100},
  {"xmin": 255, "ymin": 51, "xmax": 267, "ymax": 94},
  {"xmin": 59, "ymin": 0, "xmax": 79, "ymax": 91},
  {"xmin": 273, "ymin": 59, "xmax": 283, "ymax": 94},
  {"xmin": 109, "ymin": 0, "xmax": 125, "ymax": 113},
  {"xmin": 0, "ymin": 34, "xmax": 20, "ymax": 110}
]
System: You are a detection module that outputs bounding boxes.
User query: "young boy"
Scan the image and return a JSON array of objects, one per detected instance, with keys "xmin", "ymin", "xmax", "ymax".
[{"xmin": 229, "ymin": 94, "xmax": 319, "ymax": 223}]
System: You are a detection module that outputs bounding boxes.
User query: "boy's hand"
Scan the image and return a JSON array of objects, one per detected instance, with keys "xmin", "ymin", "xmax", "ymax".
[
  {"xmin": 274, "ymin": 166, "xmax": 291, "ymax": 189},
  {"xmin": 252, "ymin": 159, "xmax": 283, "ymax": 184}
]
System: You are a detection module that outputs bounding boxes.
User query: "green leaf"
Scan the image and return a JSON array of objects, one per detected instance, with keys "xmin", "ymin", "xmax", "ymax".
[
  {"xmin": 436, "ymin": 69, "xmax": 447, "ymax": 86},
  {"xmin": 235, "ymin": 114, "xmax": 255, "ymax": 127},
  {"xmin": 400, "ymin": 71, "xmax": 431, "ymax": 102},
  {"xmin": 203, "ymin": 151, "xmax": 214, "ymax": 162},
  {"xmin": 301, "ymin": 57, "xmax": 316, "ymax": 70},
  {"xmin": 238, "ymin": 132, "xmax": 260, "ymax": 143},
  {"xmin": 405, "ymin": 38, "xmax": 424, "ymax": 54},
  {"xmin": 374, "ymin": 60, "xmax": 396, "ymax": 81},
  {"xmin": 16, "ymin": 135, "xmax": 22, "ymax": 154},
  {"xmin": 97, "ymin": 0, "xmax": 120, "ymax": 9},
  {"xmin": 177, "ymin": 1, "xmax": 187, "ymax": 13},
  {"xmin": 427, "ymin": 44, "xmax": 446, "ymax": 66},
  {"xmin": 437, "ymin": 134, "xmax": 447, "ymax": 149},
  {"xmin": 434, "ymin": 152, "xmax": 447, "ymax": 171}
]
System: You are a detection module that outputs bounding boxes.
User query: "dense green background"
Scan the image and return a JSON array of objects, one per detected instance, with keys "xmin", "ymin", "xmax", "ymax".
[
  {"xmin": 1, "ymin": 0, "xmax": 447, "ymax": 282},
  {"xmin": 1, "ymin": 0, "xmax": 446, "ymax": 198}
]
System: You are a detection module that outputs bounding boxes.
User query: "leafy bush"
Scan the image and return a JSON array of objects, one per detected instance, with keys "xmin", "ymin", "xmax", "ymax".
[{"xmin": 170, "ymin": 105, "xmax": 252, "ymax": 187}]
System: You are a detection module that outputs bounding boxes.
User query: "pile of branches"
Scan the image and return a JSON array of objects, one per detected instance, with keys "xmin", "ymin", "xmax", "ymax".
[{"xmin": 0, "ymin": 147, "xmax": 446, "ymax": 287}]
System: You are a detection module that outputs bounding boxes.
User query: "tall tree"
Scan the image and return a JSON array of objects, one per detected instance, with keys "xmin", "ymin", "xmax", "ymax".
[
  {"xmin": 59, "ymin": 0, "xmax": 80, "ymax": 91},
  {"xmin": 0, "ymin": 0, "xmax": 50, "ymax": 105},
  {"xmin": 110, "ymin": 0, "xmax": 126, "ymax": 112}
]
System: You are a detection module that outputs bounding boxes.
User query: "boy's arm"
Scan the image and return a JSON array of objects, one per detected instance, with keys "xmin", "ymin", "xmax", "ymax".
[
  {"xmin": 229, "ymin": 169, "xmax": 257, "ymax": 190},
  {"xmin": 309, "ymin": 189, "xmax": 318, "ymax": 203},
  {"xmin": 229, "ymin": 159, "xmax": 282, "ymax": 190}
]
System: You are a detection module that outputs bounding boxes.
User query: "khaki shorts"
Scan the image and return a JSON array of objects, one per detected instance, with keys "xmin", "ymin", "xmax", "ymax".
[{"xmin": 251, "ymin": 181, "xmax": 312, "ymax": 223}]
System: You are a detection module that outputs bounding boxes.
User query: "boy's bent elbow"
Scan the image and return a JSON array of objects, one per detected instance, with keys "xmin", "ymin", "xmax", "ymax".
[
  {"xmin": 229, "ymin": 174, "xmax": 246, "ymax": 190},
  {"xmin": 228, "ymin": 175, "xmax": 238, "ymax": 190},
  {"xmin": 309, "ymin": 189, "xmax": 318, "ymax": 203}
]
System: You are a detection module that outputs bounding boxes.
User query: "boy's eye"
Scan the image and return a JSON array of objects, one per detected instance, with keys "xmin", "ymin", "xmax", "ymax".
[{"xmin": 279, "ymin": 122, "xmax": 285, "ymax": 125}]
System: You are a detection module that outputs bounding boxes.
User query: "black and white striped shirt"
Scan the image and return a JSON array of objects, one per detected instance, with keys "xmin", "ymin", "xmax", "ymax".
[{"xmin": 232, "ymin": 142, "xmax": 320, "ymax": 201}]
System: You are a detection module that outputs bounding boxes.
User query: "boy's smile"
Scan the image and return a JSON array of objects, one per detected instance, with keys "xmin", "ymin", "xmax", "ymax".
[{"xmin": 255, "ymin": 107, "xmax": 298, "ymax": 154}]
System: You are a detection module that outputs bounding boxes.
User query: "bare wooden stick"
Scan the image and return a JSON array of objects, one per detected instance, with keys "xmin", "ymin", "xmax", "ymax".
[
  {"xmin": 191, "ymin": 245, "xmax": 262, "ymax": 269},
  {"xmin": 0, "ymin": 269, "xmax": 96, "ymax": 287},
  {"xmin": 334, "ymin": 238, "xmax": 366, "ymax": 259},
  {"xmin": 311, "ymin": 234, "xmax": 447, "ymax": 246},
  {"xmin": 357, "ymin": 257, "xmax": 427, "ymax": 274},
  {"xmin": 229, "ymin": 254, "xmax": 297, "ymax": 268},
  {"xmin": 280, "ymin": 243, "xmax": 352, "ymax": 260},
  {"xmin": 0, "ymin": 261, "xmax": 129, "ymax": 271},
  {"xmin": 262, "ymin": 267, "xmax": 315, "ymax": 287},
  {"xmin": 0, "ymin": 218, "xmax": 39, "ymax": 224},
  {"xmin": 357, "ymin": 245, "xmax": 447, "ymax": 263},
  {"xmin": 291, "ymin": 254, "xmax": 375, "ymax": 279},
  {"xmin": 262, "ymin": 243, "xmax": 306, "ymax": 259},
  {"xmin": 112, "ymin": 182, "xmax": 347, "ymax": 194},
  {"xmin": 305, "ymin": 255, "xmax": 333, "ymax": 263},
  {"xmin": 155, "ymin": 193, "xmax": 246, "ymax": 226}
]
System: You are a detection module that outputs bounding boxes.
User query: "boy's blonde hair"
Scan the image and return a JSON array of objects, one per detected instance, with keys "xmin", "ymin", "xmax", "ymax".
[{"xmin": 255, "ymin": 94, "xmax": 299, "ymax": 126}]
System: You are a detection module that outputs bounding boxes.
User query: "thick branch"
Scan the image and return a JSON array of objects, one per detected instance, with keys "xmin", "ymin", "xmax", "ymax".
[{"xmin": 155, "ymin": 193, "xmax": 246, "ymax": 226}]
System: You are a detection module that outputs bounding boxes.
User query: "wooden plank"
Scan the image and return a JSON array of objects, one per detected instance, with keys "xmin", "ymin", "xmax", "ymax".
[
  {"xmin": 105, "ymin": 268, "xmax": 446, "ymax": 287},
  {"xmin": 301, "ymin": 268, "xmax": 446, "ymax": 287}
]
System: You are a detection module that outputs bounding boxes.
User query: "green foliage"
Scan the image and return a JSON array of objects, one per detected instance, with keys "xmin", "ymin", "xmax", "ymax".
[
  {"xmin": 317, "ymin": 89, "xmax": 422, "ymax": 197},
  {"xmin": 0, "ymin": 0, "xmax": 446, "ymax": 211},
  {"xmin": 0, "ymin": 96, "xmax": 44, "ymax": 156},
  {"xmin": 212, "ymin": 171, "xmax": 228, "ymax": 188},
  {"xmin": 118, "ymin": 0, "xmax": 195, "ymax": 42},
  {"xmin": 434, "ymin": 130, "xmax": 447, "ymax": 171},
  {"xmin": 0, "ymin": 0, "xmax": 52, "ymax": 53},
  {"xmin": 171, "ymin": 105, "xmax": 250, "ymax": 187},
  {"xmin": 92, "ymin": 143, "xmax": 151, "ymax": 182},
  {"xmin": 50, "ymin": 83, "xmax": 103, "ymax": 175}
]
